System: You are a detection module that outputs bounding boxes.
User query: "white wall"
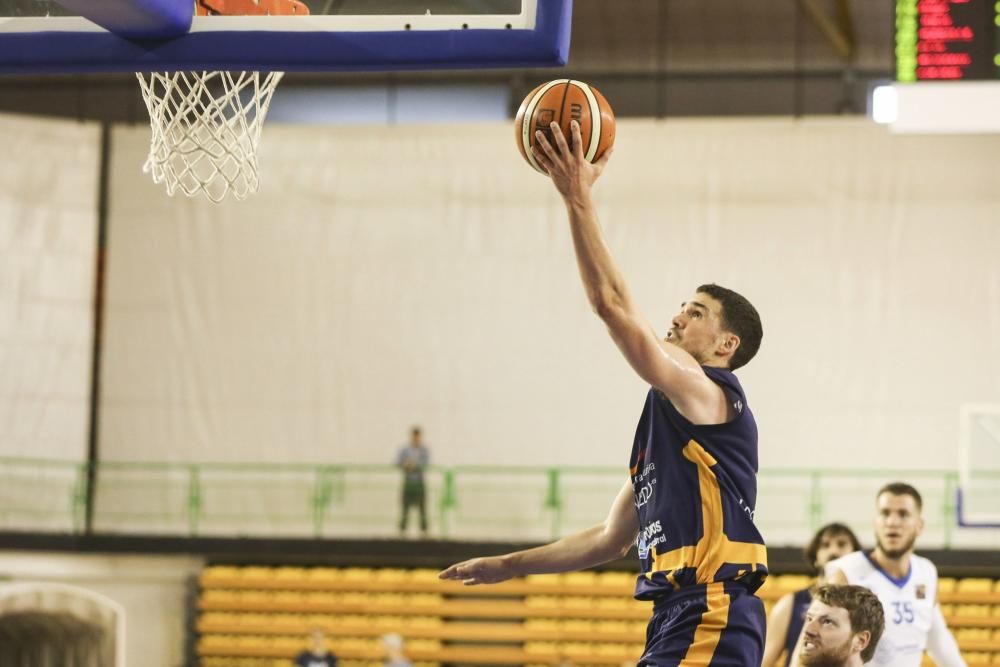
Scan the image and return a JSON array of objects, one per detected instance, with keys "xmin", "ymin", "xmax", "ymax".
[
  {"xmin": 0, "ymin": 551, "xmax": 203, "ymax": 667},
  {"xmin": 99, "ymin": 118, "xmax": 1000, "ymax": 475},
  {"xmin": 0, "ymin": 114, "xmax": 99, "ymax": 462}
]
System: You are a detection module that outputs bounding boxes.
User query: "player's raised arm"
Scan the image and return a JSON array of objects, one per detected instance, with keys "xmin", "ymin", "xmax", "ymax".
[
  {"xmin": 531, "ymin": 121, "xmax": 728, "ymax": 423},
  {"xmin": 438, "ymin": 478, "xmax": 638, "ymax": 585}
]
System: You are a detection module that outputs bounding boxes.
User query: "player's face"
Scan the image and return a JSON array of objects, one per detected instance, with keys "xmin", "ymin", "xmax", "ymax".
[
  {"xmin": 665, "ymin": 293, "xmax": 732, "ymax": 364},
  {"xmin": 815, "ymin": 531, "xmax": 857, "ymax": 569},
  {"xmin": 874, "ymin": 492, "xmax": 923, "ymax": 559},
  {"xmin": 798, "ymin": 601, "xmax": 859, "ymax": 666}
]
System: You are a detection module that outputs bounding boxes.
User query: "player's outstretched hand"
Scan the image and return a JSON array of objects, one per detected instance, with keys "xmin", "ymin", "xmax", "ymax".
[
  {"xmin": 531, "ymin": 119, "xmax": 613, "ymax": 202},
  {"xmin": 438, "ymin": 556, "xmax": 514, "ymax": 585}
]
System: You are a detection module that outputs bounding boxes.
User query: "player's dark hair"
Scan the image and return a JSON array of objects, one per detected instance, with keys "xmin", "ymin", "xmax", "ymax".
[
  {"xmin": 876, "ymin": 481, "xmax": 923, "ymax": 511},
  {"xmin": 814, "ymin": 584, "xmax": 886, "ymax": 662},
  {"xmin": 696, "ymin": 283, "xmax": 762, "ymax": 370},
  {"xmin": 804, "ymin": 522, "xmax": 862, "ymax": 574}
]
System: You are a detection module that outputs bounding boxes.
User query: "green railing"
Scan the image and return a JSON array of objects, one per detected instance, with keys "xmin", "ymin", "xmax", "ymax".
[{"xmin": 0, "ymin": 457, "xmax": 996, "ymax": 548}]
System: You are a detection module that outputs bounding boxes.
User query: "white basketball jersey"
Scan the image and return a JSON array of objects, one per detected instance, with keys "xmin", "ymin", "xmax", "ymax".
[{"xmin": 826, "ymin": 551, "xmax": 938, "ymax": 667}]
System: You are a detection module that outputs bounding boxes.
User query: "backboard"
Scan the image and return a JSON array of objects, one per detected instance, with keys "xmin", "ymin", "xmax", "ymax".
[
  {"xmin": 0, "ymin": 0, "xmax": 571, "ymax": 73},
  {"xmin": 957, "ymin": 404, "xmax": 1000, "ymax": 528}
]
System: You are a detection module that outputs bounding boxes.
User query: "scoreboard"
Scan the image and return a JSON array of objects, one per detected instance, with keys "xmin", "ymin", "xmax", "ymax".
[{"xmin": 896, "ymin": 0, "xmax": 1000, "ymax": 80}]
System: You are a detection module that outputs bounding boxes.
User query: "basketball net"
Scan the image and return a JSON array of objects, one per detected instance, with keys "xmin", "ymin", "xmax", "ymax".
[
  {"xmin": 136, "ymin": 0, "xmax": 306, "ymax": 203},
  {"xmin": 137, "ymin": 70, "xmax": 282, "ymax": 203}
]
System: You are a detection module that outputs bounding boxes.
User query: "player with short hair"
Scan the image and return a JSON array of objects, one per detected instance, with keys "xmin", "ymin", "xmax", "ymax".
[
  {"xmin": 814, "ymin": 482, "xmax": 966, "ymax": 667},
  {"xmin": 440, "ymin": 121, "xmax": 768, "ymax": 665},
  {"xmin": 798, "ymin": 584, "xmax": 885, "ymax": 667},
  {"xmin": 764, "ymin": 522, "xmax": 863, "ymax": 666}
]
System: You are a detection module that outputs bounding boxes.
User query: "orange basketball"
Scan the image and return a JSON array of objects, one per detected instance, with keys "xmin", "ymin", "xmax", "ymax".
[{"xmin": 514, "ymin": 79, "xmax": 615, "ymax": 174}]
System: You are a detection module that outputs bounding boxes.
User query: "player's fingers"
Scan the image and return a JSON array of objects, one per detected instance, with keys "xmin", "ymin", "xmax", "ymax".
[
  {"xmin": 550, "ymin": 122, "xmax": 571, "ymax": 158},
  {"xmin": 570, "ymin": 120, "xmax": 585, "ymax": 160},
  {"xmin": 530, "ymin": 146, "xmax": 554, "ymax": 174},
  {"xmin": 534, "ymin": 130, "xmax": 559, "ymax": 163},
  {"xmin": 438, "ymin": 562, "xmax": 465, "ymax": 579},
  {"xmin": 595, "ymin": 145, "xmax": 614, "ymax": 168}
]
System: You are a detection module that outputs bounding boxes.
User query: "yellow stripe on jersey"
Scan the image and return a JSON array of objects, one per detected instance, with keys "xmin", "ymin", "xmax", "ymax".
[
  {"xmin": 646, "ymin": 440, "xmax": 767, "ymax": 586},
  {"xmin": 680, "ymin": 581, "xmax": 728, "ymax": 665}
]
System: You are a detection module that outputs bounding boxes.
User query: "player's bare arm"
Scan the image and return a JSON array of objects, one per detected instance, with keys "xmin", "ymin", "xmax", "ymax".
[
  {"xmin": 531, "ymin": 122, "xmax": 728, "ymax": 424},
  {"xmin": 762, "ymin": 592, "xmax": 795, "ymax": 666},
  {"xmin": 438, "ymin": 478, "xmax": 638, "ymax": 585}
]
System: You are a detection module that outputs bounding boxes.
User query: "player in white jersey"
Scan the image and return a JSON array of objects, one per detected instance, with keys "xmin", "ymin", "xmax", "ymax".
[{"xmin": 824, "ymin": 482, "xmax": 965, "ymax": 667}]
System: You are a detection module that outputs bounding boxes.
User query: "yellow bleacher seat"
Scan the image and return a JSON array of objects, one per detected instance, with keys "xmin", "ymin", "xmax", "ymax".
[
  {"xmin": 561, "ymin": 596, "xmax": 594, "ymax": 609},
  {"xmin": 525, "ymin": 641, "xmax": 559, "ymax": 654},
  {"xmin": 525, "ymin": 573, "xmax": 563, "ymax": 585},
  {"xmin": 340, "ymin": 592, "xmax": 369, "ymax": 605},
  {"xmin": 272, "ymin": 591, "xmax": 306, "ymax": 605},
  {"xmin": 595, "ymin": 620, "xmax": 628, "ymax": 633},
  {"xmin": 203, "ymin": 565, "xmax": 242, "ymax": 580},
  {"xmin": 335, "ymin": 614, "xmax": 369, "ymax": 627},
  {"xmin": 202, "ymin": 590, "xmax": 240, "ymax": 604},
  {"xmin": 238, "ymin": 591, "xmax": 271, "ymax": 604},
  {"xmin": 561, "ymin": 641, "xmax": 592, "ymax": 655},
  {"xmin": 565, "ymin": 571, "xmax": 597, "ymax": 585},
  {"xmin": 406, "ymin": 616, "xmax": 443, "ymax": 627},
  {"xmin": 271, "ymin": 636, "xmax": 302, "ymax": 651},
  {"xmin": 774, "ymin": 575, "xmax": 813, "ymax": 592},
  {"xmin": 273, "ymin": 567, "xmax": 307, "ymax": 582},
  {"xmin": 407, "ymin": 638, "xmax": 442, "ymax": 651},
  {"xmin": 955, "ymin": 604, "xmax": 992, "ymax": 618},
  {"xmin": 374, "ymin": 568, "xmax": 408, "ymax": 582},
  {"xmin": 562, "ymin": 619, "xmax": 595, "ymax": 632},
  {"xmin": 525, "ymin": 618, "xmax": 560, "ymax": 631},
  {"xmin": 240, "ymin": 567, "xmax": 274, "ymax": 581},
  {"xmin": 373, "ymin": 614, "xmax": 406, "ymax": 628},
  {"xmin": 410, "ymin": 593, "xmax": 443, "ymax": 606},
  {"xmin": 409, "ymin": 568, "xmax": 441, "ymax": 582},
  {"xmin": 938, "ymin": 577, "xmax": 957, "ymax": 593},
  {"xmin": 372, "ymin": 592, "xmax": 407, "ymax": 606},
  {"xmin": 955, "ymin": 628, "xmax": 991, "ymax": 641},
  {"xmin": 597, "ymin": 642, "xmax": 631, "ymax": 656},
  {"xmin": 595, "ymin": 571, "xmax": 634, "ymax": 587},
  {"xmin": 595, "ymin": 597, "xmax": 628, "ymax": 609},
  {"xmin": 306, "ymin": 567, "xmax": 342, "ymax": 581},
  {"xmin": 526, "ymin": 596, "xmax": 561, "ymax": 608},
  {"xmin": 340, "ymin": 567, "xmax": 375, "ymax": 581},
  {"xmin": 199, "ymin": 634, "xmax": 233, "ymax": 648},
  {"xmin": 957, "ymin": 578, "xmax": 993, "ymax": 593},
  {"xmin": 271, "ymin": 613, "xmax": 305, "ymax": 628}
]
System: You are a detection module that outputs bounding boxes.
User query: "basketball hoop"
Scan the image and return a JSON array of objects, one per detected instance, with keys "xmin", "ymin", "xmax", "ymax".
[
  {"xmin": 134, "ymin": 0, "xmax": 306, "ymax": 203},
  {"xmin": 136, "ymin": 70, "xmax": 283, "ymax": 204}
]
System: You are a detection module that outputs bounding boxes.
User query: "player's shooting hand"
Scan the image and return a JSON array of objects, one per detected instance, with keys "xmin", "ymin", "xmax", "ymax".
[
  {"xmin": 531, "ymin": 120, "xmax": 612, "ymax": 202},
  {"xmin": 438, "ymin": 556, "xmax": 514, "ymax": 585}
]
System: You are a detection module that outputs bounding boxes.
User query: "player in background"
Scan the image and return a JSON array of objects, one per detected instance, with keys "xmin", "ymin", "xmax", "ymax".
[
  {"xmin": 763, "ymin": 522, "xmax": 862, "ymax": 666},
  {"xmin": 797, "ymin": 584, "xmax": 884, "ymax": 667},
  {"xmin": 794, "ymin": 482, "xmax": 965, "ymax": 666}
]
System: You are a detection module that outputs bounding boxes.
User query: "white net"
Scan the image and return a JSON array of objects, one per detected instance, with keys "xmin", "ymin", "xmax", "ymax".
[{"xmin": 136, "ymin": 70, "xmax": 283, "ymax": 203}]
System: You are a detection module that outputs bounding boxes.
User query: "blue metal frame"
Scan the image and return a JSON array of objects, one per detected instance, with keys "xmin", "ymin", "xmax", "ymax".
[
  {"xmin": 54, "ymin": 0, "xmax": 193, "ymax": 40},
  {"xmin": 955, "ymin": 488, "xmax": 1000, "ymax": 529},
  {"xmin": 0, "ymin": 0, "xmax": 571, "ymax": 73}
]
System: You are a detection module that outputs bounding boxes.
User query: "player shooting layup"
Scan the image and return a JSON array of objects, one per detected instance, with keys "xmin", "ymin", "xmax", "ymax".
[{"xmin": 440, "ymin": 121, "xmax": 768, "ymax": 665}]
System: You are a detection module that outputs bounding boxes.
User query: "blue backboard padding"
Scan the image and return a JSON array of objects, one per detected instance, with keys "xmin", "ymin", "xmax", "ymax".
[
  {"xmin": 0, "ymin": 0, "xmax": 571, "ymax": 73},
  {"xmin": 54, "ymin": 0, "xmax": 193, "ymax": 40}
]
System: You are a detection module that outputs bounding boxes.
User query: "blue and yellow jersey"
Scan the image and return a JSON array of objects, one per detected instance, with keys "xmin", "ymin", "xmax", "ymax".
[{"xmin": 630, "ymin": 366, "xmax": 768, "ymax": 600}]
